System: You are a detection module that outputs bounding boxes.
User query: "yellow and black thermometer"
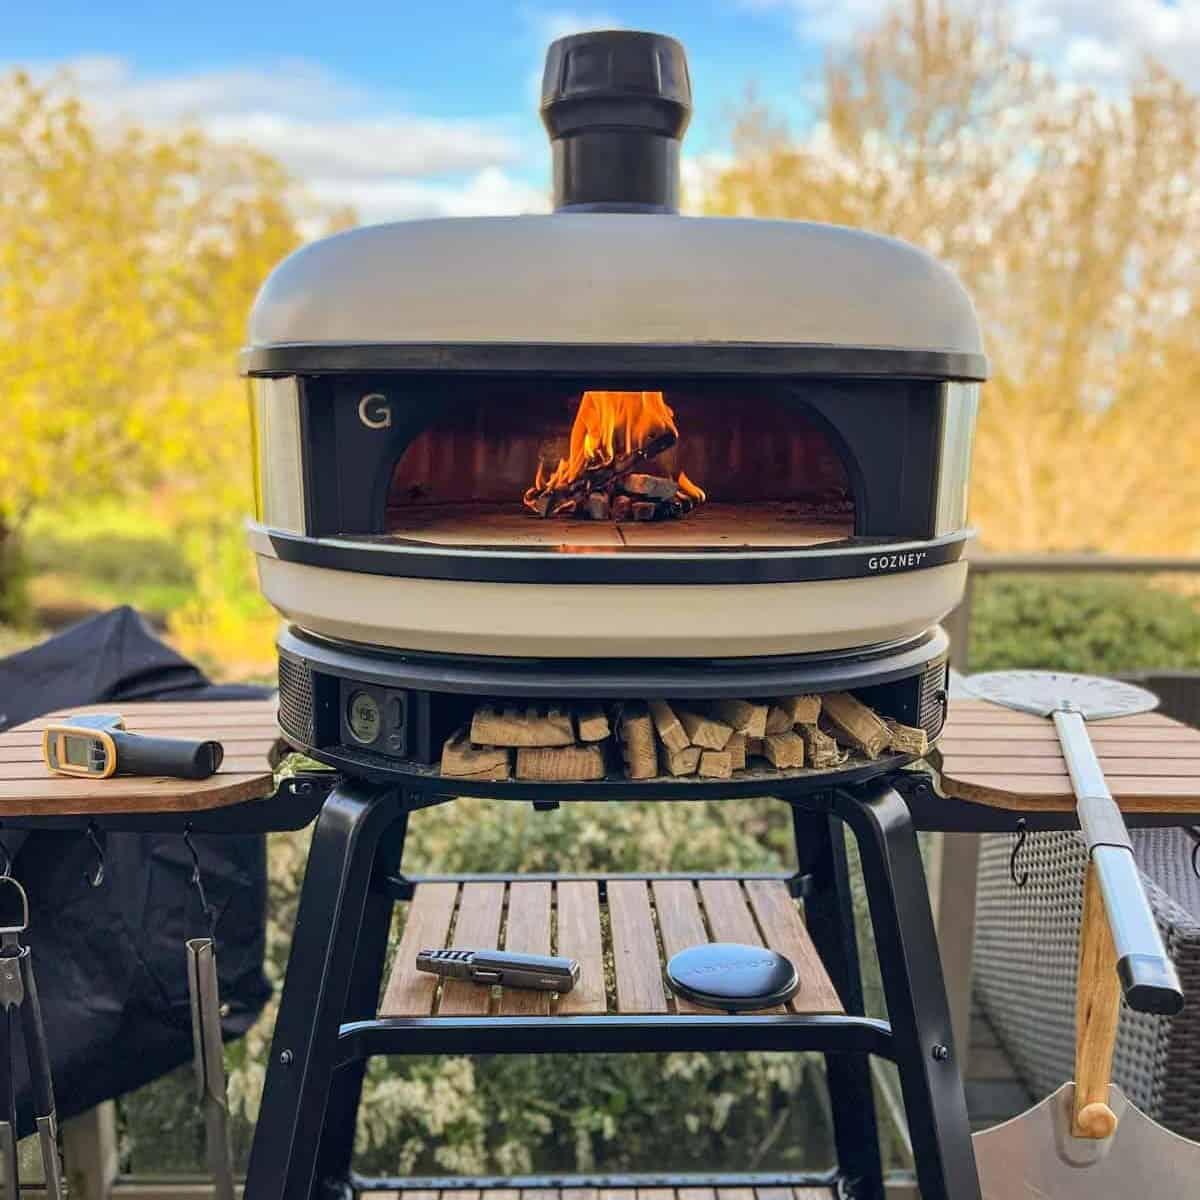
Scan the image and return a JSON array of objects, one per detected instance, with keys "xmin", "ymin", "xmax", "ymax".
[{"xmin": 42, "ymin": 715, "xmax": 224, "ymax": 781}]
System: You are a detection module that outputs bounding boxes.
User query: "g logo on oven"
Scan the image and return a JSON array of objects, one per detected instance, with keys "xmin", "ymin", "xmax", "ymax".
[
  {"xmin": 868, "ymin": 551, "xmax": 927, "ymax": 571},
  {"xmin": 358, "ymin": 393, "xmax": 392, "ymax": 430}
]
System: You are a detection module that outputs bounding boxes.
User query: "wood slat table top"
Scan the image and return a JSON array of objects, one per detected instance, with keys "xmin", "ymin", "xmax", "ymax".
[
  {"xmin": 938, "ymin": 699, "xmax": 1200, "ymax": 811},
  {"xmin": 0, "ymin": 699, "xmax": 282, "ymax": 816},
  {"xmin": 370, "ymin": 1188, "xmax": 832, "ymax": 1200},
  {"xmin": 380, "ymin": 877, "xmax": 843, "ymax": 1020}
]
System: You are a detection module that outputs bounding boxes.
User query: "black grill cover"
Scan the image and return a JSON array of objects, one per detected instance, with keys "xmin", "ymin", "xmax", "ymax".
[{"xmin": 0, "ymin": 607, "xmax": 272, "ymax": 1131}]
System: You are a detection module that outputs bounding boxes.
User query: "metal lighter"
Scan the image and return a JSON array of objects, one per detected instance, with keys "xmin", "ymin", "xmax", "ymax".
[{"xmin": 416, "ymin": 948, "xmax": 580, "ymax": 993}]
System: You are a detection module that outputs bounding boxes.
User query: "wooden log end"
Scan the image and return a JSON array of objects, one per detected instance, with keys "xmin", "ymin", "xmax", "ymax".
[
  {"xmin": 516, "ymin": 745, "xmax": 606, "ymax": 781},
  {"xmin": 648, "ymin": 699, "xmax": 690, "ymax": 754},
  {"xmin": 763, "ymin": 731, "xmax": 806, "ymax": 770},
  {"xmin": 709, "ymin": 699, "xmax": 767, "ymax": 739},
  {"xmin": 664, "ymin": 745, "xmax": 702, "ymax": 776},
  {"xmin": 440, "ymin": 729, "xmax": 512, "ymax": 780},
  {"xmin": 678, "ymin": 709, "xmax": 734, "ymax": 751},
  {"xmin": 822, "ymin": 692, "xmax": 890, "ymax": 759},
  {"xmin": 577, "ymin": 706, "xmax": 612, "ymax": 743},
  {"xmin": 884, "ymin": 717, "xmax": 929, "ymax": 757},
  {"xmin": 698, "ymin": 750, "xmax": 733, "ymax": 779},
  {"xmin": 764, "ymin": 705, "xmax": 792, "ymax": 735}
]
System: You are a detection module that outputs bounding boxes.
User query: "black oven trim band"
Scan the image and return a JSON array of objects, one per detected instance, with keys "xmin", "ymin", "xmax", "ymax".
[
  {"xmin": 278, "ymin": 623, "xmax": 949, "ymax": 699},
  {"xmin": 259, "ymin": 526, "xmax": 969, "ymax": 586},
  {"xmin": 241, "ymin": 341, "xmax": 989, "ymax": 382}
]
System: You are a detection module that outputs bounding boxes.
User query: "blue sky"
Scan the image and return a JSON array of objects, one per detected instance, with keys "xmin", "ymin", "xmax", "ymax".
[{"xmin": 7, "ymin": 2, "xmax": 1197, "ymax": 223}]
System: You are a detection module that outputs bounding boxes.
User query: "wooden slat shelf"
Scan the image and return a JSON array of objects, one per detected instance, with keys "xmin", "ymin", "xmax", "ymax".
[
  {"xmin": 369, "ymin": 1189, "xmax": 832, "ymax": 1200},
  {"xmin": 937, "ymin": 699, "xmax": 1200, "ymax": 812},
  {"xmin": 0, "ymin": 700, "xmax": 283, "ymax": 815},
  {"xmin": 380, "ymin": 878, "xmax": 843, "ymax": 1020}
]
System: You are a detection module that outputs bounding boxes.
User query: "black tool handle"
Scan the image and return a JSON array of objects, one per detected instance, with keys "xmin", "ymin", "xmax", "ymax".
[
  {"xmin": 17, "ymin": 949, "xmax": 55, "ymax": 1119},
  {"xmin": 110, "ymin": 732, "xmax": 224, "ymax": 780}
]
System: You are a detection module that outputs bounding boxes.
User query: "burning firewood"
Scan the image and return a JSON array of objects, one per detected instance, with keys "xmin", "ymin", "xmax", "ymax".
[
  {"xmin": 822, "ymin": 693, "xmax": 891, "ymax": 759},
  {"xmin": 440, "ymin": 729, "xmax": 512, "ymax": 780},
  {"xmin": 471, "ymin": 705, "xmax": 575, "ymax": 748},
  {"xmin": 885, "ymin": 718, "xmax": 929, "ymax": 757},
  {"xmin": 516, "ymin": 745, "xmax": 606, "ymax": 781},
  {"xmin": 624, "ymin": 473, "xmax": 678, "ymax": 500},
  {"xmin": 648, "ymin": 700, "xmax": 690, "ymax": 753}
]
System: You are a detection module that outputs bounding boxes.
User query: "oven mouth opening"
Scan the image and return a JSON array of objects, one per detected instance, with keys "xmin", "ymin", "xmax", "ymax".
[{"xmin": 382, "ymin": 385, "xmax": 857, "ymax": 554}]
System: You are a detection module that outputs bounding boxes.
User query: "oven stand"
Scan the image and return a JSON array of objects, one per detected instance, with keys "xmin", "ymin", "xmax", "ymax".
[{"xmin": 245, "ymin": 773, "xmax": 980, "ymax": 1200}]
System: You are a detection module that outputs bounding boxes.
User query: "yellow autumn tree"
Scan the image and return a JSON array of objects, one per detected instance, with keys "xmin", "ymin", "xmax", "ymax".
[
  {"xmin": 0, "ymin": 69, "xmax": 324, "ymax": 659},
  {"xmin": 707, "ymin": 0, "xmax": 1200, "ymax": 554}
]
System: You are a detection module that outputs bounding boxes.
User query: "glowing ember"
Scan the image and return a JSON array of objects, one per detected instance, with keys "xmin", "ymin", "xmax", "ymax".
[{"xmin": 524, "ymin": 390, "xmax": 705, "ymax": 521}]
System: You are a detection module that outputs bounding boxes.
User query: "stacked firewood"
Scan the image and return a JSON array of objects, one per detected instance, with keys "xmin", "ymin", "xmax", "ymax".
[
  {"xmin": 440, "ymin": 693, "xmax": 928, "ymax": 782},
  {"xmin": 525, "ymin": 429, "xmax": 703, "ymax": 522}
]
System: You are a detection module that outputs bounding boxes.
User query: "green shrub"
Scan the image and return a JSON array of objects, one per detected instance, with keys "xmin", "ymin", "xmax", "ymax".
[{"xmin": 969, "ymin": 574, "xmax": 1200, "ymax": 675}]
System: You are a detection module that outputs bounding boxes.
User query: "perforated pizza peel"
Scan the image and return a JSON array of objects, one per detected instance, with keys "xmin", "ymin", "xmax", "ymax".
[{"xmin": 967, "ymin": 671, "xmax": 1198, "ymax": 1198}]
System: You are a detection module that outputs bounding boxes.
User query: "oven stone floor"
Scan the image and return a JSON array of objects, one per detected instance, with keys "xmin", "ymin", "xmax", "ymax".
[
  {"xmin": 380, "ymin": 502, "xmax": 854, "ymax": 550},
  {"xmin": 381, "ymin": 877, "xmax": 842, "ymax": 1019}
]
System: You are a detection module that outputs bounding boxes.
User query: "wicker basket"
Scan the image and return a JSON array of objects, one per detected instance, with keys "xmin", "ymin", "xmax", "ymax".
[{"xmin": 974, "ymin": 827, "xmax": 1200, "ymax": 1139}]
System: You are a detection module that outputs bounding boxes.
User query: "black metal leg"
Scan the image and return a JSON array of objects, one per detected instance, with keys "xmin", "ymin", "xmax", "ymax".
[
  {"xmin": 312, "ymin": 809, "xmax": 409, "ymax": 1194},
  {"xmin": 245, "ymin": 779, "xmax": 403, "ymax": 1200},
  {"xmin": 793, "ymin": 804, "xmax": 885, "ymax": 1200},
  {"xmin": 836, "ymin": 782, "xmax": 981, "ymax": 1200}
]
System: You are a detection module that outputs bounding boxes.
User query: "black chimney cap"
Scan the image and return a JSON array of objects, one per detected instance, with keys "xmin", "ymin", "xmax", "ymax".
[{"xmin": 541, "ymin": 30, "xmax": 692, "ymax": 212}]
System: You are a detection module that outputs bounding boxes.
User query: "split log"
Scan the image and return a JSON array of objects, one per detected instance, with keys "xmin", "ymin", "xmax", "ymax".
[
  {"xmin": 577, "ymin": 706, "xmax": 612, "ymax": 743},
  {"xmin": 471, "ymin": 705, "xmax": 574, "ymax": 748},
  {"xmin": 624, "ymin": 473, "xmax": 678, "ymax": 500},
  {"xmin": 710, "ymin": 699, "xmax": 768, "ymax": 739},
  {"xmin": 620, "ymin": 704, "xmax": 658, "ymax": 780},
  {"xmin": 885, "ymin": 718, "xmax": 929, "ymax": 757},
  {"xmin": 799, "ymin": 724, "xmax": 844, "ymax": 770},
  {"xmin": 611, "ymin": 495, "xmax": 633, "ymax": 522},
  {"xmin": 584, "ymin": 493, "xmax": 610, "ymax": 521},
  {"xmin": 726, "ymin": 732, "xmax": 747, "ymax": 771},
  {"xmin": 678, "ymin": 709, "xmax": 734, "ymax": 751},
  {"xmin": 648, "ymin": 700, "xmax": 690, "ymax": 753},
  {"xmin": 776, "ymin": 695, "xmax": 821, "ymax": 726},
  {"xmin": 762, "ymin": 731, "xmax": 806, "ymax": 770},
  {"xmin": 822, "ymin": 693, "xmax": 890, "ymax": 760},
  {"xmin": 631, "ymin": 501, "xmax": 658, "ymax": 521},
  {"xmin": 440, "ymin": 729, "xmax": 512, "ymax": 780},
  {"xmin": 664, "ymin": 745, "xmax": 702, "ymax": 776},
  {"xmin": 516, "ymin": 744, "xmax": 606, "ymax": 781},
  {"xmin": 764, "ymin": 705, "xmax": 792, "ymax": 735},
  {"xmin": 698, "ymin": 750, "xmax": 733, "ymax": 779}
]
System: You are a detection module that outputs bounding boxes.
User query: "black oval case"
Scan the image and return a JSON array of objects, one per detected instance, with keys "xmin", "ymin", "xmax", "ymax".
[{"xmin": 666, "ymin": 942, "xmax": 800, "ymax": 1011}]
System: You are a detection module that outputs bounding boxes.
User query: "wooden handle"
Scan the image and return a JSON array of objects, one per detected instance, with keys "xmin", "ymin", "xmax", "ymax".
[{"xmin": 1073, "ymin": 861, "xmax": 1122, "ymax": 1138}]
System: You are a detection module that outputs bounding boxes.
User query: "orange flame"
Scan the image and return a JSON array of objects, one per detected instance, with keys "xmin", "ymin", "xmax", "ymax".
[
  {"xmin": 676, "ymin": 470, "xmax": 706, "ymax": 503},
  {"xmin": 525, "ymin": 390, "xmax": 679, "ymax": 506}
]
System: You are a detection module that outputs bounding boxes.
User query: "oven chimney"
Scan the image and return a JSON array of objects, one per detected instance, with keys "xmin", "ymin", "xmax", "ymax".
[{"xmin": 541, "ymin": 30, "xmax": 692, "ymax": 214}]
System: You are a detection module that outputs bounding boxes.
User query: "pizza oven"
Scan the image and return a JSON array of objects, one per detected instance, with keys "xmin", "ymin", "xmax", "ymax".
[{"xmin": 243, "ymin": 30, "xmax": 986, "ymax": 792}]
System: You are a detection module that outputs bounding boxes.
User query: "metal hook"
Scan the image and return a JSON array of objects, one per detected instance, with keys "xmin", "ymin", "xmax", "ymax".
[
  {"xmin": 0, "ymin": 833, "xmax": 11, "ymax": 881},
  {"xmin": 1010, "ymin": 818, "xmax": 1029, "ymax": 889},
  {"xmin": 84, "ymin": 823, "xmax": 106, "ymax": 888},
  {"xmin": 183, "ymin": 825, "xmax": 216, "ymax": 937},
  {"xmin": 1188, "ymin": 827, "xmax": 1200, "ymax": 881}
]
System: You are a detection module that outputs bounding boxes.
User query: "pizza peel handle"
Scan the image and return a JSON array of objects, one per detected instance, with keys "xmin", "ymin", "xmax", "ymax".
[{"xmin": 969, "ymin": 671, "xmax": 1183, "ymax": 1017}]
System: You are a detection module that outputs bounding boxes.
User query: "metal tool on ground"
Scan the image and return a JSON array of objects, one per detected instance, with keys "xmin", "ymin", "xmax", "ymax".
[
  {"xmin": 41, "ymin": 713, "xmax": 224, "ymax": 780},
  {"xmin": 0, "ymin": 874, "xmax": 64, "ymax": 1200},
  {"xmin": 416, "ymin": 948, "xmax": 580, "ymax": 993},
  {"xmin": 184, "ymin": 829, "xmax": 235, "ymax": 1200},
  {"xmin": 968, "ymin": 670, "xmax": 1197, "ymax": 1198}
]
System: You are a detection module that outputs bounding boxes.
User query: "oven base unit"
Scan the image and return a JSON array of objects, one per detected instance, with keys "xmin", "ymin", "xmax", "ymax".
[{"xmin": 274, "ymin": 623, "xmax": 950, "ymax": 795}]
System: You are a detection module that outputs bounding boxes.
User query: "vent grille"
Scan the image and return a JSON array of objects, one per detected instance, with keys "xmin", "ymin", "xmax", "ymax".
[
  {"xmin": 277, "ymin": 651, "xmax": 315, "ymax": 744},
  {"xmin": 919, "ymin": 658, "xmax": 949, "ymax": 740}
]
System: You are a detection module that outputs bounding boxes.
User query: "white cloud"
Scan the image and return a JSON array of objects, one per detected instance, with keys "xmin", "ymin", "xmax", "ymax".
[
  {"xmin": 751, "ymin": 0, "xmax": 1200, "ymax": 87},
  {"xmin": 12, "ymin": 54, "xmax": 544, "ymax": 221}
]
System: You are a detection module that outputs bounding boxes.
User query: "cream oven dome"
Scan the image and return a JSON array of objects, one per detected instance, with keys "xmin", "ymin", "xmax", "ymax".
[{"xmin": 243, "ymin": 28, "xmax": 986, "ymax": 661}]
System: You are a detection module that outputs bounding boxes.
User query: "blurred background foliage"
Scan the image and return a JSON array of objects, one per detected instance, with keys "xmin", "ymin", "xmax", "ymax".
[{"xmin": 3, "ymin": 0, "xmax": 1200, "ymax": 1182}]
